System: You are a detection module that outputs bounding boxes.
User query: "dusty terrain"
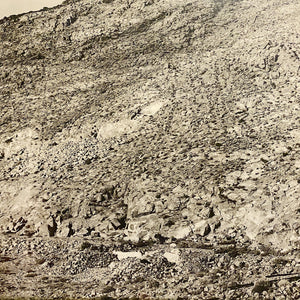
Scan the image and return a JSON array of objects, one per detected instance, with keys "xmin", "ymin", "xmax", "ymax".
[{"xmin": 0, "ymin": 0, "xmax": 299, "ymax": 298}]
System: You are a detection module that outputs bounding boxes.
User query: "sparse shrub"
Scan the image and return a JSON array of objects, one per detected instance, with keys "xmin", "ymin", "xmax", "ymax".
[
  {"xmin": 272, "ymin": 257, "xmax": 289, "ymax": 266},
  {"xmin": 80, "ymin": 241, "xmax": 91, "ymax": 250},
  {"xmin": 252, "ymin": 280, "xmax": 272, "ymax": 294},
  {"xmin": 102, "ymin": 285, "xmax": 116, "ymax": 293}
]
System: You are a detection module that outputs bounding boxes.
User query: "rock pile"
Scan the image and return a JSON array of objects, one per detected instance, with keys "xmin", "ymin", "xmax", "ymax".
[{"xmin": 0, "ymin": 0, "xmax": 299, "ymax": 298}]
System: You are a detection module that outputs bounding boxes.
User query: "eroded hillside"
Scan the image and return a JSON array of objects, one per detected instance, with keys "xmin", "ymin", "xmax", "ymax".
[{"xmin": 0, "ymin": 0, "xmax": 299, "ymax": 298}]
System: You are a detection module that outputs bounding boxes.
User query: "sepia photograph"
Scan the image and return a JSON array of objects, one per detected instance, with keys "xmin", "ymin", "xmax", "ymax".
[{"xmin": 0, "ymin": 0, "xmax": 299, "ymax": 299}]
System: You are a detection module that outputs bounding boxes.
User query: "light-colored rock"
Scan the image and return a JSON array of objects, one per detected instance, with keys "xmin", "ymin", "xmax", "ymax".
[{"xmin": 0, "ymin": 0, "xmax": 299, "ymax": 298}]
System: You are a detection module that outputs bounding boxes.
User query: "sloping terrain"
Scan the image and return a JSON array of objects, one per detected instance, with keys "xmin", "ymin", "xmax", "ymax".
[{"xmin": 0, "ymin": 0, "xmax": 299, "ymax": 298}]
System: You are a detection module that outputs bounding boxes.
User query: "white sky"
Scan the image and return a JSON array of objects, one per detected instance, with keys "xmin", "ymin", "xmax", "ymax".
[{"xmin": 0, "ymin": 0, "xmax": 63, "ymax": 19}]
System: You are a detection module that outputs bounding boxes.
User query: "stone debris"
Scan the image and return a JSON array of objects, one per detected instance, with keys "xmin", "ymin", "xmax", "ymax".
[{"xmin": 0, "ymin": 0, "xmax": 299, "ymax": 298}]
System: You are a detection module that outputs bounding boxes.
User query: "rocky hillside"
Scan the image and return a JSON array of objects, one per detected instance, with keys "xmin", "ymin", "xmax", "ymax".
[{"xmin": 0, "ymin": 0, "xmax": 299, "ymax": 298}]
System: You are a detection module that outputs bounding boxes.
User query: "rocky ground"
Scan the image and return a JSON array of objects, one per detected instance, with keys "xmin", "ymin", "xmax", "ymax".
[{"xmin": 0, "ymin": 0, "xmax": 299, "ymax": 298}]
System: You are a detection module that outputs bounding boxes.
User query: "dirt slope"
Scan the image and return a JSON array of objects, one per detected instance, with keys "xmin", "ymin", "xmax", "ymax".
[{"xmin": 0, "ymin": 0, "xmax": 299, "ymax": 298}]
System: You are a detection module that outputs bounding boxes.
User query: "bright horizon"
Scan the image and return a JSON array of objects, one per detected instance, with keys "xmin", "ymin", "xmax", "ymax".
[{"xmin": 0, "ymin": 0, "xmax": 63, "ymax": 19}]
